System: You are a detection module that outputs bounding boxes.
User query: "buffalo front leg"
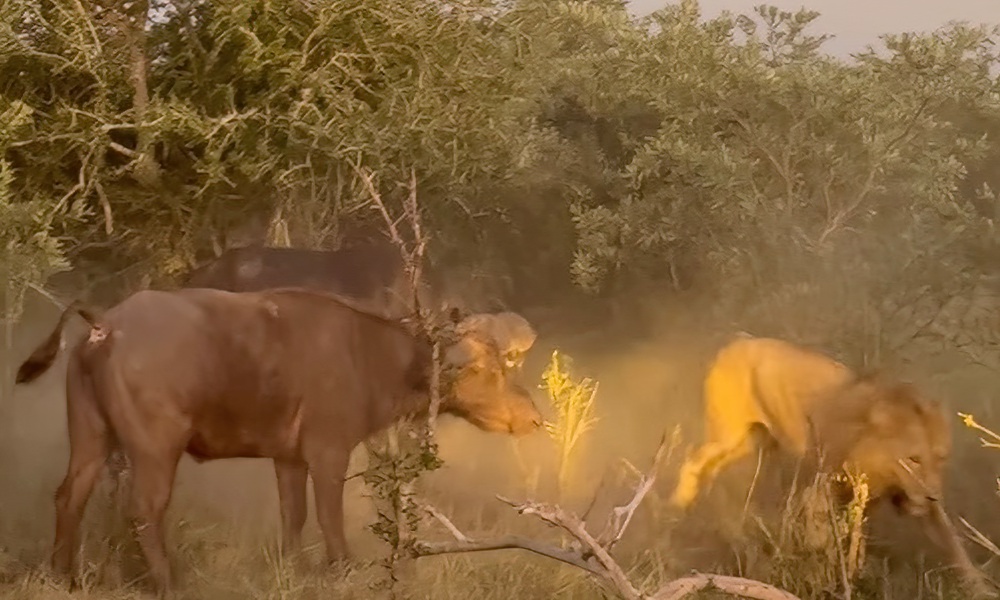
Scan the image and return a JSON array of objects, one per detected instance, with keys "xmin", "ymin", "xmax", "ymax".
[
  {"xmin": 274, "ymin": 459, "xmax": 308, "ymax": 556},
  {"xmin": 670, "ymin": 432, "xmax": 753, "ymax": 510},
  {"xmin": 307, "ymin": 448, "xmax": 351, "ymax": 566},
  {"xmin": 128, "ymin": 450, "xmax": 181, "ymax": 598}
]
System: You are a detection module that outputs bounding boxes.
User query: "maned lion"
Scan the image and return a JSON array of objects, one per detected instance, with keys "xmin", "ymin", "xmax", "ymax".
[{"xmin": 669, "ymin": 335, "xmax": 994, "ymax": 597}]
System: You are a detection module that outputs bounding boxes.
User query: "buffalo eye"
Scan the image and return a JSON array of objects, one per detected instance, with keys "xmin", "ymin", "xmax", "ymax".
[{"xmin": 907, "ymin": 455, "xmax": 922, "ymax": 465}]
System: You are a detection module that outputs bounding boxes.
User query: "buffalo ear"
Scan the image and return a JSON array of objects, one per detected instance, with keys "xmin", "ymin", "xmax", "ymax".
[{"xmin": 493, "ymin": 312, "xmax": 537, "ymax": 352}]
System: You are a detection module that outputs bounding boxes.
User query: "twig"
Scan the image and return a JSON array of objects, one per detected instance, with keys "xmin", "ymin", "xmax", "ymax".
[
  {"xmin": 427, "ymin": 342, "xmax": 442, "ymax": 431},
  {"xmin": 959, "ymin": 516, "xmax": 1000, "ymax": 559},
  {"xmin": 958, "ymin": 412, "xmax": 1000, "ymax": 448},
  {"xmin": 417, "ymin": 501, "xmax": 469, "ymax": 543},
  {"xmin": 597, "ymin": 429, "xmax": 676, "ymax": 551}
]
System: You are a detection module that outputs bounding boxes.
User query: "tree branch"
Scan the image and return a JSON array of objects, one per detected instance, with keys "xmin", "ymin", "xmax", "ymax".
[
  {"xmin": 498, "ymin": 495, "xmax": 642, "ymax": 598},
  {"xmin": 651, "ymin": 573, "xmax": 804, "ymax": 600},
  {"xmin": 413, "ymin": 434, "xmax": 803, "ymax": 600},
  {"xmin": 415, "ymin": 537, "xmax": 605, "ymax": 579}
]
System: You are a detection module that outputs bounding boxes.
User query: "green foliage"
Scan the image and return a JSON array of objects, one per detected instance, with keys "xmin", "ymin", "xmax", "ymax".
[
  {"xmin": 0, "ymin": 98, "xmax": 70, "ymax": 321},
  {"xmin": 570, "ymin": 5, "xmax": 999, "ymax": 288},
  {"xmin": 362, "ymin": 421, "xmax": 443, "ymax": 568},
  {"xmin": 1, "ymin": 0, "xmax": 559, "ymax": 285},
  {"xmin": 5, "ymin": 0, "xmax": 994, "ymax": 333}
]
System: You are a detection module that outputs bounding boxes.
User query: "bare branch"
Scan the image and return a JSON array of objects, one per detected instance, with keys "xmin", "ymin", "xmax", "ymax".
[
  {"xmin": 354, "ymin": 165, "xmax": 405, "ymax": 250},
  {"xmin": 418, "ymin": 500, "xmax": 469, "ymax": 543},
  {"xmin": 959, "ymin": 516, "xmax": 1000, "ymax": 559},
  {"xmin": 351, "ymin": 163, "xmax": 428, "ymax": 328},
  {"xmin": 651, "ymin": 573, "xmax": 803, "ymax": 600},
  {"xmin": 95, "ymin": 179, "xmax": 114, "ymax": 235},
  {"xmin": 413, "ymin": 436, "xmax": 803, "ymax": 600},
  {"xmin": 497, "ymin": 495, "xmax": 642, "ymax": 599},
  {"xmin": 427, "ymin": 341, "xmax": 442, "ymax": 431},
  {"xmin": 415, "ymin": 537, "xmax": 605, "ymax": 579},
  {"xmin": 17, "ymin": 280, "xmax": 69, "ymax": 311},
  {"xmin": 416, "ymin": 493, "xmax": 804, "ymax": 600},
  {"xmin": 598, "ymin": 428, "xmax": 679, "ymax": 551},
  {"xmin": 108, "ymin": 141, "xmax": 138, "ymax": 158}
]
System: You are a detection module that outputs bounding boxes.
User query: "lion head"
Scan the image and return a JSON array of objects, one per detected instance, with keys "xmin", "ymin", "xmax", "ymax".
[{"xmin": 829, "ymin": 377, "xmax": 952, "ymax": 518}]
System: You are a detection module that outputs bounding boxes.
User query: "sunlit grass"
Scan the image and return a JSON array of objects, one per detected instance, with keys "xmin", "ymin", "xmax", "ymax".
[{"xmin": 540, "ymin": 350, "xmax": 600, "ymax": 503}]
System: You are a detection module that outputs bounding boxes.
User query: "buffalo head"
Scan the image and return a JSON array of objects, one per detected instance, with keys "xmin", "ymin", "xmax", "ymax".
[{"xmin": 440, "ymin": 314, "xmax": 543, "ymax": 436}]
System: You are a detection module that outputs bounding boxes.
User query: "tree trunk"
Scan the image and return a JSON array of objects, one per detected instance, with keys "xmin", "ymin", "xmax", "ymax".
[{"xmin": 124, "ymin": 0, "xmax": 160, "ymax": 187}]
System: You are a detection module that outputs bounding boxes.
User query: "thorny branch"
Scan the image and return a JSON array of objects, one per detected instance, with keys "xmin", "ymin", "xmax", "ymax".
[
  {"xmin": 354, "ymin": 165, "xmax": 447, "ymax": 594},
  {"xmin": 353, "ymin": 163, "xmax": 427, "ymax": 326},
  {"xmin": 412, "ymin": 434, "xmax": 803, "ymax": 600},
  {"xmin": 354, "ymin": 164, "xmax": 443, "ymax": 424}
]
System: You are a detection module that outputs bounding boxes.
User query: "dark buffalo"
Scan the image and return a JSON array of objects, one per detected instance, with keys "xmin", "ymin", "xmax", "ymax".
[
  {"xmin": 181, "ymin": 240, "xmax": 416, "ymax": 317},
  {"xmin": 16, "ymin": 287, "xmax": 543, "ymax": 597}
]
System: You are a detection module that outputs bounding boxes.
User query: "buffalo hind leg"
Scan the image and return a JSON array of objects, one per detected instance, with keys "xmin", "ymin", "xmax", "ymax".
[
  {"xmin": 670, "ymin": 431, "xmax": 754, "ymax": 509},
  {"xmin": 52, "ymin": 424, "xmax": 112, "ymax": 587},
  {"xmin": 53, "ymin": 360, "xmax": 112, "ymax": 588},
  {"xmin": 307, "ymin": 448, "xmax": 351, "ymax": 567},
  {"xmin": 274, "ymin": 460, "xmax": 309, "ymax": 556},
  {"xmin": 128, "ymin": 449, "xmax": 181, "ymax": 599}
]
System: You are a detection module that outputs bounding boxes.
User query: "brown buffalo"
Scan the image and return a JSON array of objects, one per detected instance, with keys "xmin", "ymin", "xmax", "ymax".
[
  {"xmin": 181, "ymin": 240, "xmax": 417, "ymax": 317},
  {"xmin": 178, "ymin": 241, "xmax": 538, "ymax": 472},
  {"xmin": 16, "ymin": 287, "xmax": 543, "ymax": 597}
]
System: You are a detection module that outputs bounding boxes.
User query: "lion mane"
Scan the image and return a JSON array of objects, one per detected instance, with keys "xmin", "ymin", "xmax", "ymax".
[{"xmin": 669, "ymin": 335, "xmax": 951, "ymax": 517}]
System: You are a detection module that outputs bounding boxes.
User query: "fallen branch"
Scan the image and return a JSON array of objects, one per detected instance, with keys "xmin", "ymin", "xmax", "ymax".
[
  {"xmin": 417, "ymin": 536, "xmax": 602, "ymax": 579},
  {"xmin": 413, "ymin": 433, "xmax": 803, "ymax": 600},
  {"xmin": 651, "ymin": 573, "xmax": 803, "ymax": 600}
]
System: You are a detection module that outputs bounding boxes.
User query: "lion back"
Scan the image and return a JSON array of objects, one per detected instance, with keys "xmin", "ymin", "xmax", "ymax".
[{"xmin": 702, "ymin": 336, "xmax": 854, "ymax": 455}]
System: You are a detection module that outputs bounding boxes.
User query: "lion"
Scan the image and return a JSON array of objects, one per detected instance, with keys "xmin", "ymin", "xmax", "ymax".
[{"xmin": 669, "ymin": 335, "xmax": 995, "ymax": 597}]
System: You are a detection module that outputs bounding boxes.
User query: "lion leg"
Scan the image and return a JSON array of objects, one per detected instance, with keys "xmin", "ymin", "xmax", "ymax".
[{"xmin": 670, "ymin": 432, "xmax": 754, "ymax": 509}]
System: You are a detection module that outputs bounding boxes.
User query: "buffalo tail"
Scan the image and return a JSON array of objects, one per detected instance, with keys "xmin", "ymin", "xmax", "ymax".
[{"xmin": 15, "ymin": 301, "xmax": 102, "ymax": 385}]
